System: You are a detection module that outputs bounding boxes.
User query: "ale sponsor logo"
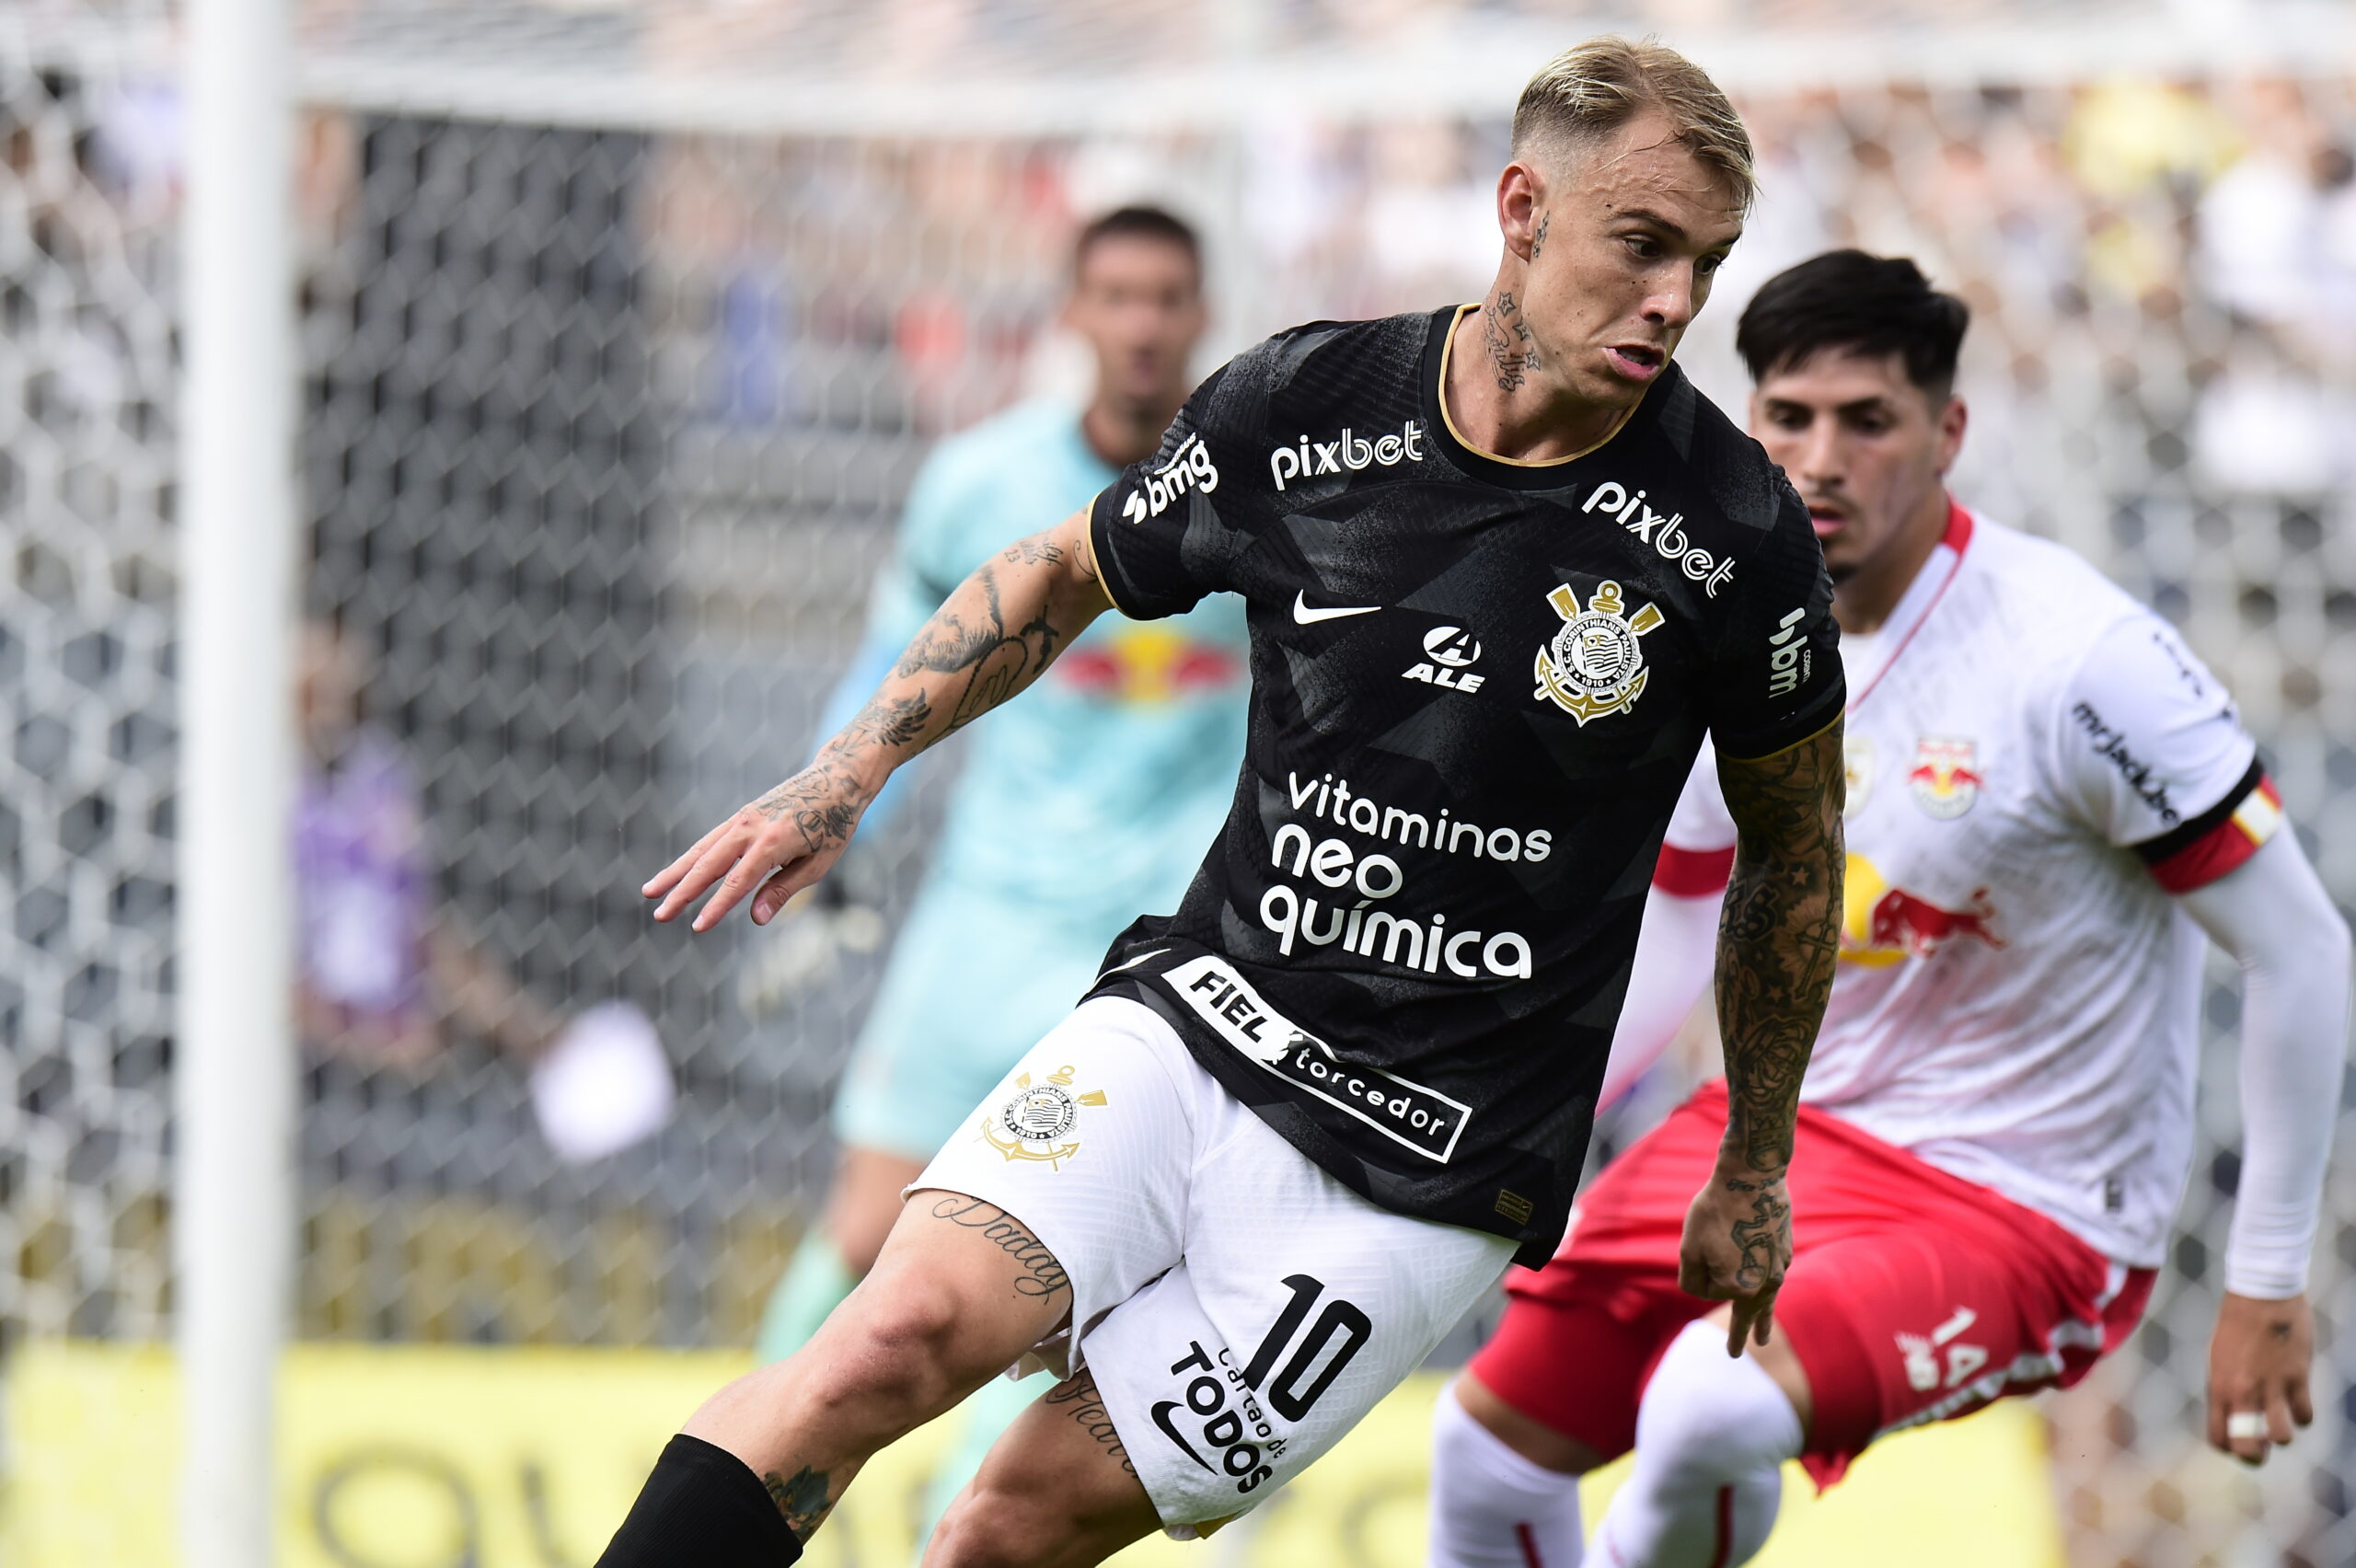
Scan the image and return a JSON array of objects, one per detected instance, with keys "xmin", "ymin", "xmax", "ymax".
[{"xmin": 1403, "ymin": 625, "xmax": 1485, "ymax": 692}]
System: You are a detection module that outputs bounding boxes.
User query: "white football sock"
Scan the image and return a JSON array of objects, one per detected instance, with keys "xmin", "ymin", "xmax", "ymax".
[
  {"xmin": 1428, "ymin": 1378, "xmax": 1587, "ymax": 1568},
  {"xmin": 1589, "ymin": 1322, "xmax": 1800, "ymax": 1567}
]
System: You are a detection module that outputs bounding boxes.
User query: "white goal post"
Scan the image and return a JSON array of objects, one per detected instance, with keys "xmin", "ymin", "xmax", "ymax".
[{"xmin": 178, "ymin": 0, "xmax": 295, "ymax": 1563}]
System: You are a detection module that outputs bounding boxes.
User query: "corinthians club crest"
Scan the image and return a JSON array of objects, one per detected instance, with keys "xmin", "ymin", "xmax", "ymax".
[
  {"xmin": 1533, "ymin": 580, "xmax": 1664, "ymax": 724},
  {"xmin": 979, "ymin": 1065, "xmax": 1108, "ymax": 1170}
]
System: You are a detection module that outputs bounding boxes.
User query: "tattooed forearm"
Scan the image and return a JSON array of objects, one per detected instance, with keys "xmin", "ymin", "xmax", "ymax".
[
  {"xmin": 1045, "ymin": 1373, "xmax": 1138, "ymax": 1477},
  {"xmin": 842, "ymin": 689, "xmax": 932, "ymax": 750},
  {"xmin": 762, "ymin": 1464, "xmax": 836, "ymax": 1541},
  {"xmin": 928, "ymin": 1193, "xmax": 1072, "ymax": 1300},
  {"xmin": 893, "ymin": 560, "xmax": 1070, "ymax": 731},
  {"xmin": 725, "ymin": 512, "xmax": 1103, "ymax": 889},
  {"xmin": 1714, "ymin": 721, "xmax": 1845, "ymax": 1173},
  {"xmin": 1002, "ymin": 536, "xmax": 1067, "ymax": 567}
]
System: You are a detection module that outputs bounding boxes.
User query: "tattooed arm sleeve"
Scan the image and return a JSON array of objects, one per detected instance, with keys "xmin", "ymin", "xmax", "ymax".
[
  {"xmin": 646, "ymin": 509, "xmax": 1114, "ymax": 930},
  {"xmin": 824, "ymin": 508, "xmax": 1114, "ymax": 786},
  {"xmin": 1712, "ymin": 721, "xmax": 1845, "ymax": 1173}
]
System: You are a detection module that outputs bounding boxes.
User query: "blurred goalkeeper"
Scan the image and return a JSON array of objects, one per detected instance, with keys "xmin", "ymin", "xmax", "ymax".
[{"xmin": 756, "ymin": 204, "xmax": 1247, "ymax": 1535}]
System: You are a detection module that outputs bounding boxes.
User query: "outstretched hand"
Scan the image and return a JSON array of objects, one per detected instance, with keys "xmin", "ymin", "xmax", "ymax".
[
  {"xmin": 1679, "ymin": 1156, "xmax": 1794, "ymax": 1356},
  {"xmin": 643, "ymin": 758, "xmax": 872, "ymax": 932},
  {"xmin": 2207, "ymin": 1290, "xmax": 2314, "ymax": 1466}
]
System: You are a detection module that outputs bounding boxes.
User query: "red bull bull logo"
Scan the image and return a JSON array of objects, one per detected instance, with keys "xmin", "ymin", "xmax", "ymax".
[
  {"xmin": 1841, "ymin": 854, "xmax": 2005, "ymax": 966},
  {"xmin": 1055, "ymin": 623, "xmax": 1241, "ymax": 704},
  {"xmin": 1908, "ymin": 736, "xmax": 1982, "ymax": 819}
]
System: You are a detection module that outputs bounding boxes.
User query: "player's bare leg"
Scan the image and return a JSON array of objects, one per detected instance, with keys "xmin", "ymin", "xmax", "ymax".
[
  {"xmin": 756, "ymin": 1146, "xmax": 929, "ymax": 1366},
  {"xmin": 923, "ymin": 1371, "xmax": 1163, "ymax": 1568},
  {"xmin": 597, "ymin": 1188, "xmax": 1070, "ymax": 1564}
]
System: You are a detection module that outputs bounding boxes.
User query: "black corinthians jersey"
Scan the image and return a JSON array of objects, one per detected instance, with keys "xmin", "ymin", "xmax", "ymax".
[{"xmin": 1085, "ymin": 306, "xmax": 1843, "ymax": 1262}]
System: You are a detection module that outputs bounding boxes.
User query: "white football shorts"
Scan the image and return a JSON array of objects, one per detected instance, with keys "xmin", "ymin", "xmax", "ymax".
[{"xmin": 913, "ymin": 996, "xmax": 1514, "ymax": 1530}]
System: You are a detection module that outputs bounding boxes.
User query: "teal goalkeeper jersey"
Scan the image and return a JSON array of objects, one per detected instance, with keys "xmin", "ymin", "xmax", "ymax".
[{"xmin": 843, "ymin": 399, "xmax": 1250, "ymax": 928}]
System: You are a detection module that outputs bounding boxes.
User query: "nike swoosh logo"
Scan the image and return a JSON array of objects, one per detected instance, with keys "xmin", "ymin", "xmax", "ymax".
[
  {"xmin": 1100, "ymin": 948, "xmax": 1171, "ymax": 977},
  {"xmin": 1151, "ymin": 1401, "xmax": 1216, "ymax": 1472},
  {"xmin": 1293, "ymin": 592, "xmax": 1382, "ymax": 625}
]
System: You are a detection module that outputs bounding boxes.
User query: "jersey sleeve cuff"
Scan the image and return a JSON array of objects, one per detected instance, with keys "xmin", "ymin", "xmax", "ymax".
[
  {"xmin": 2136, "ymin": 762, "xmax": 2280, "ymax": 894},
  {"xmin": 2223, "ymin": 1253, "xmax": 2310, "ymax": 1300},
  {"xmin": 1714, "ymin": 684, "xmax": 1847, "ymax": 764},
  {"xmin": 1654, "ymin": 842, "xmax": 1736, "ymax": 897},
  {"xmin": 1086, "ymin": 489, "xmax": 1152, "ymax": 619}
]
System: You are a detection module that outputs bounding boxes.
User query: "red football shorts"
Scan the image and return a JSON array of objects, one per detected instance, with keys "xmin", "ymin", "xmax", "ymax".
[{"xmin": 1471, "ymin": 1082, "xmax": 2155, "ymax": 1487}]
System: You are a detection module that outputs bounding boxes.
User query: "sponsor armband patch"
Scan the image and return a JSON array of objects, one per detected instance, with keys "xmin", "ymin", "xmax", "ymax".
[{"xmin": 2135, "ymin": 762, "xmax": 2280, "ymax": 894}]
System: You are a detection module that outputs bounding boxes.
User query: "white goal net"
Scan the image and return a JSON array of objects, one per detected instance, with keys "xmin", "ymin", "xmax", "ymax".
[{"xmin": 0, "ymin": 2, "xmax": 2350, "ymax": 1563}]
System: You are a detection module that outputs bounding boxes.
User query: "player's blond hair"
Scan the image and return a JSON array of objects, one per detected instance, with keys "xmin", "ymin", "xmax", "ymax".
[{"xmin": 1512, "ymin": 37, "xmax": 1754, "ymax": 212}]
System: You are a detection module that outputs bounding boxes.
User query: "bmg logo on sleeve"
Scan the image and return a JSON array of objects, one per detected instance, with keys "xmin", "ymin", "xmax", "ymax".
[
  {"xmin": 1123, "ymin": 432, "xmax": 1220, "ymax": 522},
  {"xmin": 1767, "ymin": 605, "xmax": 1812, "ymax": 698}
]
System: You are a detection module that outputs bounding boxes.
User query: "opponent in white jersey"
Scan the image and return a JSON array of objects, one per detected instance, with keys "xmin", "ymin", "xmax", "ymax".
[{"xmin": 1430, "ymin": 251, "xmax": 2350, "ymax": 1568}]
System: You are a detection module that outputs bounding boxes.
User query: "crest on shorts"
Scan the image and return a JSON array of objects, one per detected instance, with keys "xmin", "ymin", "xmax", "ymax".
[
  {"xmin": 978, "ymin": 1065, "xmax": 1108, "ymax": 1170},
  {"xmin": 1908, "ymin": 737, "xmax": 1981, "ymax": 819},
  {"xmin": 1533, "ymin": 580, "xmax": 1663, "ymax": 724}
]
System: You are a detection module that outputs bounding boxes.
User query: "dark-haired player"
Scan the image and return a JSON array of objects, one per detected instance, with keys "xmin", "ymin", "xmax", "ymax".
[
  {"xmin": 605, "ymin": 39, "xmax": 1849, "ymax": 1568},
  {"xmin": 1427, "ymin": 250, "xmax": 2349, "ymax": 1568}
]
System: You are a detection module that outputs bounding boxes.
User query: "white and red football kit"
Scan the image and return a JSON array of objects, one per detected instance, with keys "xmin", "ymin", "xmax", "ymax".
[{"xmin": 1469, "ymin": 502, "xmax": 2345, "ymax": 1487}]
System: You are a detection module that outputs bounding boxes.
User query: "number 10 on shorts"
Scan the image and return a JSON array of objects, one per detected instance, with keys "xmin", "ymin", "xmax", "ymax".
[{"xmin": 1150, "ymin": 1274, "xmax": 1370, "ymax": 1495}]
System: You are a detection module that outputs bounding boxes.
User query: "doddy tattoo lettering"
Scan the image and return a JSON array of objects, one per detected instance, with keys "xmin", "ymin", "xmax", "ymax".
[{"xmin": 929, "ymin": 1193, "xmax": 1071, "ymax": 1299}]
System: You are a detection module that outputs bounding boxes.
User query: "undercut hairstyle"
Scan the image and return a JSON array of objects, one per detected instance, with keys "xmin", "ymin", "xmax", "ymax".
[
  {"xmin": 1512, "ymin": 37, "xmax": 1754, "ymax": 212},
  {"xmin": 1738, "ymin": 250, "xmax": 1971, "ymax": 401},
  {"xmin": 1074, "ymin": 204, "xmax": 1202, "ymax": 288}
]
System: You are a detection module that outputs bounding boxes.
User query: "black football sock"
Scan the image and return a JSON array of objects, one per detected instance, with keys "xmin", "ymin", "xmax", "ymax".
[{"xmin": 596, "ymin": 1434, "xmax": 804, "ymax": 1566}]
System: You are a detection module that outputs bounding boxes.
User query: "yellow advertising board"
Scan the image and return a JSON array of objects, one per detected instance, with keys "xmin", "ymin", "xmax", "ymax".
[{"xmin": 2, "ymin": 1342, "xmax": 2062, "ymax": 1567}]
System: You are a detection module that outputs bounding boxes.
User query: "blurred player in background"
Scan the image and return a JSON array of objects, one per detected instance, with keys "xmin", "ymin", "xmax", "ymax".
[
  {"xmin": 1427, "ymin": 251, "xmax": 2351, "ymax": 1568},
  {"xmin": 297, "ymin": 617, "xmax": 569, "ymax": 1066},
  {"xmin": 754, "ymin": 204, "xmax": 1248, "ymax": 1544},
  {"xmin": 298, "ymin": 619, "xmax": 672, "ymax": 1160},
  {"xmin": 611, "ymin": 39, "xmax": 1846, "ymax": 1568}
]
